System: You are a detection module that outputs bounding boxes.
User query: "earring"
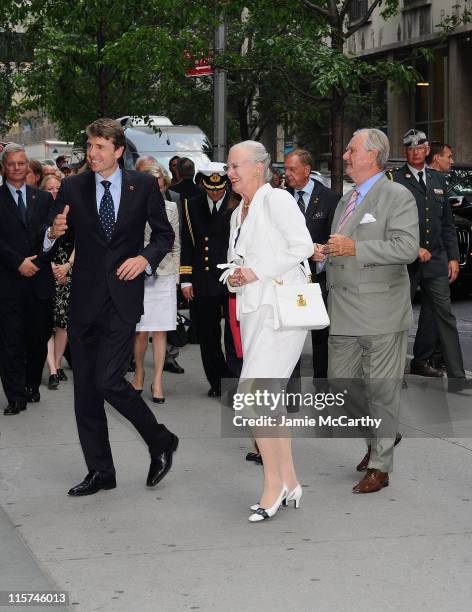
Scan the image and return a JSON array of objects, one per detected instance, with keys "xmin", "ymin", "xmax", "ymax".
[{"xmin": 253, "ymin": 171, "xmax": 260, "ymax": 178}]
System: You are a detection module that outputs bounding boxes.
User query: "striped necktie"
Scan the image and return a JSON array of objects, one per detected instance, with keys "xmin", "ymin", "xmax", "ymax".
[
  {"xmin": 336, "ymin": 189, "xmax": 359, "ymax": 232},
  {"xmin": 297, "ymin": 191, "xmax": 305, "ymax": 214}
]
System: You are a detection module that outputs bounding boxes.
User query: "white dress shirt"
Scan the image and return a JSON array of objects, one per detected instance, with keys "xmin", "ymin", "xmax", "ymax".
[{"xmin": 407, "ymin": 163, "xmax": 427, "ymax": 188}]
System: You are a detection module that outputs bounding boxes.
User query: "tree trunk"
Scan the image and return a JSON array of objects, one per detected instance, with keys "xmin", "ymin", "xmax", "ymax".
[
  {"xmin": 238, "ymin": 99, "xmax": 249, "ymax": 141},
  {"xmin": 330, "ymin": 87, "xmax": 345, "ymax": 195}
]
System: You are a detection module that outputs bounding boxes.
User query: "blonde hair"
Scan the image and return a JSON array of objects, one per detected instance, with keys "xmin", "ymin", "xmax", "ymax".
[
  {"xmin": 141, "ymin": 163, "xmax": 171, "ymax": 189},
  {"xmin": 40, "ymin": 174, "xmax": 62, "ymax": 190}
]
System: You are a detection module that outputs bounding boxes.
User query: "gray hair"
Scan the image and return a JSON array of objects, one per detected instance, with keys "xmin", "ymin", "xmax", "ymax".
[
  {"xmin": 353, "ymin": 128, "xmax": 390, "ymax": 169},
  {"xmin": 230, "ymin": 140, "xmax": 272, "ymax": 183},
  {"xmin": 135, "ymin": 155, "xmax": 158, "ymax": 171},
  {"xmin": 141, "ymin": 162, "xmax": 171, "ymax": 189},
  {"xmin": 1, "ymin": 142, "xmax": 27, "ymax": 163}
]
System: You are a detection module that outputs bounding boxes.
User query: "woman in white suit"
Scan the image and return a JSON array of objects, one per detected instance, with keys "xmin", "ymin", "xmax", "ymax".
[
  {"xmin": 133, "ymin": 164, "xmax": 180, "ymax": 403},
  {"xmin": 223, "ymin": 141, "xmax": 314, "ymax": 522}
]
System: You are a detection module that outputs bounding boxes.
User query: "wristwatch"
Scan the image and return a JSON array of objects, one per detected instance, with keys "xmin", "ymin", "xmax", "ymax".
[{"xmin": 47, "ymin": 226, "xmax": 56, "ymax": 240}]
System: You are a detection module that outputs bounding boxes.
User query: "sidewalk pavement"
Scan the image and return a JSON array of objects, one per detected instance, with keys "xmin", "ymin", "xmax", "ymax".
[{"xmin": 1, "ymin": 340, "xmax": 472, "ymax": 612}]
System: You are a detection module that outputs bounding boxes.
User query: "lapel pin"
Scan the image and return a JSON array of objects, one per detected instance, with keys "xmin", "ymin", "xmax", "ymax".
[{"xmin": 129, "ymin": 185, "xmax": 134, "ymax": 191}]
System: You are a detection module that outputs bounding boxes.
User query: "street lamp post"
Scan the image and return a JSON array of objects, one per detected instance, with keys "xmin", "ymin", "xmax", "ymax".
[{"xmin": 213, "ymin": 12, "xmax": 227, "ymax": 162}]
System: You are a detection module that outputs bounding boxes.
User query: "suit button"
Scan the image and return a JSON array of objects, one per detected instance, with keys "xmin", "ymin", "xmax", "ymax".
[
  {"xmin": 426, "ymin": 218, "xmax": 429, "ymax": 222},
  {"xmin": 426, "ymin": 208, "xmax": 429, "ymax": 212},
  {"xmin": 342, "ymin": 287, "xmax": 347, "ymax": 291},
  {"xmin": 204, "ymin": 266, "xmax": 209, "ymax": 271},
  {"xmin": 204, "ymin": 246, "xmax": 209, "ymax": 251},
  {"xmin": 426, "ymin": 241, "xmax": 430, "ymax": 245},
  {"xmin": 340, "ymin": 264, "xmax": 344, "ymax": 269},
  {"xmin": 204, "ymin": 256, "xmax": 209, "ymax": 261},
  {"xmin": 204, "ymin": 236, "xmax": 209, "ymax": 241},
  {"xmin": 426, "ymin": 229, "xmax": 430, "ymax": 233}
]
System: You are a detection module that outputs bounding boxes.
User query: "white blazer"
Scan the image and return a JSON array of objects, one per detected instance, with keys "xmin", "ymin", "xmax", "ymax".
[
  {"xmin": 144, "ymin": 199, "xmax": 180, "ymax": 276},
  {"xmin": 226, "ymin": 183, "xmax": 313, "ymax": 322}
]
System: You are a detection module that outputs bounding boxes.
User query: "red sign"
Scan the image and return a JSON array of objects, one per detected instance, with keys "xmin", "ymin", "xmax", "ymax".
[{"xmin": 184, "ymin": 50, "xmax": 214, "ymax": 77}]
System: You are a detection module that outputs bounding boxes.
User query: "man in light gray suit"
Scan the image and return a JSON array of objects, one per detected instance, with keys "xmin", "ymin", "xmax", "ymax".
[{"xmin": 318, "ymin": 128, "xmax": 419, "ymax": 493}]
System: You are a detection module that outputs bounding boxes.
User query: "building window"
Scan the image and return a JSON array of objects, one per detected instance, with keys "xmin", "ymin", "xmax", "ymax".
[
  {"xmin": 349, "ymin": 0, "xmax": 368, "ymax": 22},
  {"xmin": 412, "ymin": 47, "xmax": 448, "ymax": 142}
]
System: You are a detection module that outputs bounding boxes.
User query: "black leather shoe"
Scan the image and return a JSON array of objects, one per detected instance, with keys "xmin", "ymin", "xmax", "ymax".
[
  {"xmin": 4, "ymin": 401, "xmax": 25, "ymax": 415},
  {"xmin": 410, "ymin": 361, "xmax": 443, "ymax": 378},
  {"xmin": 68, "ymin": 471, "xmax": 116, "ymax": 496},
  {"xmin": 147, "ymin": 434, "xmax": 179, "ymax": 487},
  {"xmin": 48, "ymin": 374, "xmax": 59, "ymax": 390},
  {"xmin": 163, "ymin": 358, "xmax": 184, "ymax": 374},
  {"xmin": 26, "ymin": 387, "xmax": 40, "ymax": 402},
  {"xmin": 448, "ymin": 378, "xmax": 472, "ymax": 394},
  {"xmin": 57, "ymin": 368, "xmax": 68, "ymax": 381},
  {"xmin": 208, "ymin": 387, "xmax": 221, "ymax": 398}
]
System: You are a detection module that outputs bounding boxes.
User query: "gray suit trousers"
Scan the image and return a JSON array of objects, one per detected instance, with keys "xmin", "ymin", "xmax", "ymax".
[{"xmin": 328, "ymin": 331, "xmax": 408, "ymax": 473}]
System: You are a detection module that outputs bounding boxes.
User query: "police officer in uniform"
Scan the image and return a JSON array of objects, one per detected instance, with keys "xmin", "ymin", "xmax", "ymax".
[
  {"xmin": 180, "ymin": 164, "xmax": 242, "ymax": 396},
  {"xmin": 284, "ymin": 148, "xmax": 340, "ymax": 381},
  {"xmin": 388, "ymin": 129, "xmax": 465, "ymax": 380}
]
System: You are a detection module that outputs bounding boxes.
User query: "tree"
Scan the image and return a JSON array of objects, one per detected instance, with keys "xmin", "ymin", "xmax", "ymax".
[{"xmin": 10, "ymin": 0, "xmax": 213, "ymax": 140}]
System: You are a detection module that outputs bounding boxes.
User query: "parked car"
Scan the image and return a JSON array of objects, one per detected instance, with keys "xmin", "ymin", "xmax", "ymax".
[{"xmin": 446, "ymin": 166, "xmax": 472, "ymax": 295}]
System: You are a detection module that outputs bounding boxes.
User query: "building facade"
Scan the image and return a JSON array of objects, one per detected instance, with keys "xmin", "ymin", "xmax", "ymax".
[{"xmin": 347, "ymin": 0, "xmax": 472, "ymax": 161}]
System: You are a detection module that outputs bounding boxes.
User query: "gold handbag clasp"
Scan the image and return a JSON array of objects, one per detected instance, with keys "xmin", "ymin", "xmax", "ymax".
[{"xmin": 296, "ymin": 294, "xmax": 307, "ymax": 307}]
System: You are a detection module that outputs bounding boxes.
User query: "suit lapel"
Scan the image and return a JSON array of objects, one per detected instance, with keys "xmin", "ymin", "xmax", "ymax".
[
  {"xmin": 305, "ymin": 180, "xmax": 320, "ymax": 220},
  {"xmin": 340, "ymin": 175, "xmax": 387, "ymax": 237},
  {"xmin": 402, "ymin": 164, "xmax": 425, "ymax": 196},
  {"xmin": 114, "ymin": 169, "xmax": 134, "ymax": 237},
  {"xmin": 1, "ymin": 183, "xmax": 27, "ymax": 227},
  {"xmin": 26, "ymin": 185, "xmax": 36, "ymax": 226}
]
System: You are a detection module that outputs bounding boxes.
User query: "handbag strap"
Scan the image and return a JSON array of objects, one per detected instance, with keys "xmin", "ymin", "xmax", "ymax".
[{"xmin": 301, "ymin": 259, "xmax": 313, "ymax": 283}]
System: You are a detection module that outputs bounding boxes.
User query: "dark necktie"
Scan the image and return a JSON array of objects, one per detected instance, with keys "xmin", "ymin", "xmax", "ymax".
[
  {"xmin": 211, "ymin": 202, "xmax": 218, "ymax": 217},
  {"xmin": 16, "ymin": 189, "xmax": 27, "ymax": 223},
  {"xmin": 417, "ymin": 170, "xmax": 426, "ymax": 193},
  {"xmin": 99, "ymin": 180, "xmax": 115, "ymax": 241},
  {"xmin": 297, "ymin": 191, "xmax": 305, "ymax": 215}
]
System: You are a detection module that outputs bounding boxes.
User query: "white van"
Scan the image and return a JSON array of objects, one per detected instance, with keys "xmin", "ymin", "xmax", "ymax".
[{"xmin": 71, "ymin": 116, "xmax": 212, "ymax": 171}]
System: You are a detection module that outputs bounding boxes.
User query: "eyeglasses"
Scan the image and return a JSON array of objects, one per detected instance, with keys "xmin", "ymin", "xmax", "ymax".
[
  {"xmin": 223, "ymin": 160, "xmax": 254, "ymax": 172},
  {"xmin": 408, "ymin": 145, "xmax": 428, "ymax": 152}
]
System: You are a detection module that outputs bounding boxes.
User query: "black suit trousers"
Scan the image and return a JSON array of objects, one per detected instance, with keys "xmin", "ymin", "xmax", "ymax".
[
  {"xmin": 0, "ymin": 284, "xmax": 53, "ymax": 403},
  {"xmin": 69, "ymin": 296, "xmax": 171, "ymax": 476},
  {"xmin": 409, "ymin": 270, "xmax": 464, "ymax": 378},
  {"xmin": 311, "ymin": 273, "xmax": 329, "ymax": 379},
  {"xmin": 192, "ymin": 294, "xmax": 241, "ymax": 389}
]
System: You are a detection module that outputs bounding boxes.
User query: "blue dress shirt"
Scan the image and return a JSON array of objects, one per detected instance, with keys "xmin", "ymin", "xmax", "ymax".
[
  {"xmin": 95, "ymin": 166, "xmax": 122, "ymax": 218},
  {"xmin": 355, "ymin": 171, "xmax": 384, "ymax": 207}
]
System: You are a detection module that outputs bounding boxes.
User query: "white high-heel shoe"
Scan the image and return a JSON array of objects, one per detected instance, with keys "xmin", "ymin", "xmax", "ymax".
[
  {"xmin": 248, "ymin": 485, "xmax": 288, "ymax": 522},
  {"xmin": 250, "ymin": 484, "xmax": 302, "ymax": 511},
  {"xmin": 285, "ymin": 484, "xmax": 302, "ymax": 509}
]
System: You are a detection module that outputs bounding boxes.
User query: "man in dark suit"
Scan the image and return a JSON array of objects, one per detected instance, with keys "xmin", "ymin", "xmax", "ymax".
[
  {"xmin": 180, "ymin": 165, "xmax": 241, "ymax": 396},
  {"xmin": 284, "ymin": 149, "xmax": 340, "ymax": 381},
  {"xmin": 0, "ymin": 143, "xmax": 55, "ymax": 415},
  {"xmin": 389, "ymin": 129, "xmax": 465, "ymax": 381},
  {"xmin": 48, "ymin": 118, "xmax": 178, "ymax": 496}
]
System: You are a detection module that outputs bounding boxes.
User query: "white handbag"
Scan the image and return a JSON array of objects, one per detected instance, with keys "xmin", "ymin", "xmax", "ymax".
[{"xmin": 273, "ymin": 260, "xmax": 330, "ymax": 331}]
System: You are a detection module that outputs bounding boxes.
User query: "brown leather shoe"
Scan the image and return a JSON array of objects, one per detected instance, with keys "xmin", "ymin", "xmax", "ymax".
[
  {"xmin": 353, "ymin": 469, "xmax": 389, "ymax": 493},
  {"xmin": 410, "ymin": 361, "xmax": 443, "ymax": 377},
  {"xmin": 356, "ymin": 433, "xmax": 402, "ymax": 472}
]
